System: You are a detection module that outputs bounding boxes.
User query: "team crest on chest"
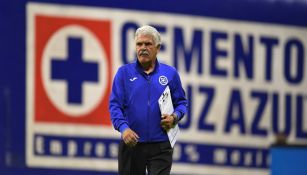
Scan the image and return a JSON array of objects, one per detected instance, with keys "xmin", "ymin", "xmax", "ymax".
[{"xmin": 159, "ymin": 75, "xmax": 168, "ymax": 85}]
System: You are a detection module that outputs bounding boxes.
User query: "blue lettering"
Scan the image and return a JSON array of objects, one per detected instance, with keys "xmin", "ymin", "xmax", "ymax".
[
  {"xmin": 251, "ymin": 91, "xmax": 268, "ymax": 136},
  {"xmin": 180, "ymin": 85, "xmax": 192, "ymax": 129},
  {"xmin": 225, "ymin": 89, "xmax": 246, "ymax": 134},
  {"xmin": 284, "ymin": 39, "xmax": 304, "ymax": 84},
  {"xmin": 198, "ymin": 86, "xmax": 215, "ymax": 131},
  {"xmin": 174, "ymin": 27, "xmax": 203, "ymax": 74},
  {"xmin": 260, "ymin": 37, "xmax": 279, "ymax": 81},
  {"xmin": 234, "ymin": 34, "xmax": 254, "ymax": 79},
  {"xmin": 272, "ymin": 93, "xmax": 291, "ymax": 135},
  {"xmin": 296, "ymin": 95, "xmax": 307, "ymax": 138},
  {"xmin": 211, "ymin": 31, "xmax": 228, "ymax": 77},
  {"xmin": 121, "ymin": 22, "xmax": 138, "ymax": 64}
]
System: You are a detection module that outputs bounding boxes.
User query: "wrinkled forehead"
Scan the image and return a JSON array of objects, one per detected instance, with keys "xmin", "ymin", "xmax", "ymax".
[{"xmin": 135, "ymin": 34, "xmax": 155, "ymax": 43}]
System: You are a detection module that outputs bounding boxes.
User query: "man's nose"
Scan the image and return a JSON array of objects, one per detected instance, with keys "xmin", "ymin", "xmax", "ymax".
[{"xmin": 140, "ymin": 44, "xmax": 147, "ymax": 50}]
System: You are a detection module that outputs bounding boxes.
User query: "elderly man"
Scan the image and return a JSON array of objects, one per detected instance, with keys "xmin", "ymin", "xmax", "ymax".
[{"xmin": 109, "ymin": 25, "xmax": 187, "ymax": 175}]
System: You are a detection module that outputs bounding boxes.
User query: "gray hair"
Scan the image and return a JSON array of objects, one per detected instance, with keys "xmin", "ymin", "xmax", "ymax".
[{"xmin": 135, "ymin": 25, "xmax": 161, "ymax": 46}]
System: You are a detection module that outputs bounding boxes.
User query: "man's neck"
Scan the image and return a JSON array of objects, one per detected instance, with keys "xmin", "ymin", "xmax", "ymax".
[{"xmin": 140, "ymin": 60, "xmax": 156, "ymax": 74}]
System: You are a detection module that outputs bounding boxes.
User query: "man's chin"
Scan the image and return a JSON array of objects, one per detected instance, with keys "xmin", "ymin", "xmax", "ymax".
[{"xmin": 138, "ymin": 57, "xmax": 151, "ymax": 63}]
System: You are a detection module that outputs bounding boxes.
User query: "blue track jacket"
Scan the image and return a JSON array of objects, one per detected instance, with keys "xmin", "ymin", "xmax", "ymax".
[{"xmin": 109, "ymin": 59, "xmax": 187, "ymax": 142}]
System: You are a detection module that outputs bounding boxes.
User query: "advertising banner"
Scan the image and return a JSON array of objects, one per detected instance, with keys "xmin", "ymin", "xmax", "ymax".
[{"xmin": 26, "ymin": 2, "xmax": 307, "ymax": 175}]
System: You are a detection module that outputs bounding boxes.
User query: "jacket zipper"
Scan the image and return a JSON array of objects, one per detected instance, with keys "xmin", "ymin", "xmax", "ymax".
[{"xmin": 146, "ymin": 74, "xmax": 151, "ymax": 141}]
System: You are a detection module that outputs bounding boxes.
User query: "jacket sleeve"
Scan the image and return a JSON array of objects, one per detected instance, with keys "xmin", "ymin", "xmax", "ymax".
[
  {"xmin": 170, "ymin": 71, "xmax": 188, "ymax": 121},
  {"xmin": 109, "ymin": 67, "xmax": 129, "ymax": 134}
]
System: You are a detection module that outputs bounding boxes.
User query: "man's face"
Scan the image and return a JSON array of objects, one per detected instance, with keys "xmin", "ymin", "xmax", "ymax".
[{"xmin": 135, "ymin": 34, "xmax": 160, "ymax": 65}]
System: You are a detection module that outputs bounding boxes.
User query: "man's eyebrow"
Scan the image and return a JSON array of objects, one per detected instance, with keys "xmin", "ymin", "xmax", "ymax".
[{"xmin": 136, "ymin": 41, "xmax": 152, "ymax": 44}]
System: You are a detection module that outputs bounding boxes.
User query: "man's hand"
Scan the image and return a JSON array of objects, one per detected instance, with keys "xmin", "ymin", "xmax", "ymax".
[
  {"xmin": 161, "ymin": 114, "xmax": 175, "ymax": 131},
  {"xmin": 122, "ymin": 128, "xmax": 139, "ymax": 147}
]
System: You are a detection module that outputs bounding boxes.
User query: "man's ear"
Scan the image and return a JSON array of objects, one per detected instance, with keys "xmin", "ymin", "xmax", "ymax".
[{"xmin": 157, "ymin": 44, "xmax": 161, "ymax": 51}]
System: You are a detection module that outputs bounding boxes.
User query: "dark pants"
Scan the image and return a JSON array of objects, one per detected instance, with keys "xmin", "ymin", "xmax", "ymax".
[{"xmin": 118, "ymin": 141, "xmax": 173, "ymax": 175}]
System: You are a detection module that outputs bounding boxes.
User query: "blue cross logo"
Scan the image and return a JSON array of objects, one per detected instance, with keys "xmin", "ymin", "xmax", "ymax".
[
  {"xmin": 51, "ymin": 37, "xmax": 99, "ymax": 104},
  {"xmin": 159, "ymin": 76, "xmax": 168, "ymax": 85}
]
